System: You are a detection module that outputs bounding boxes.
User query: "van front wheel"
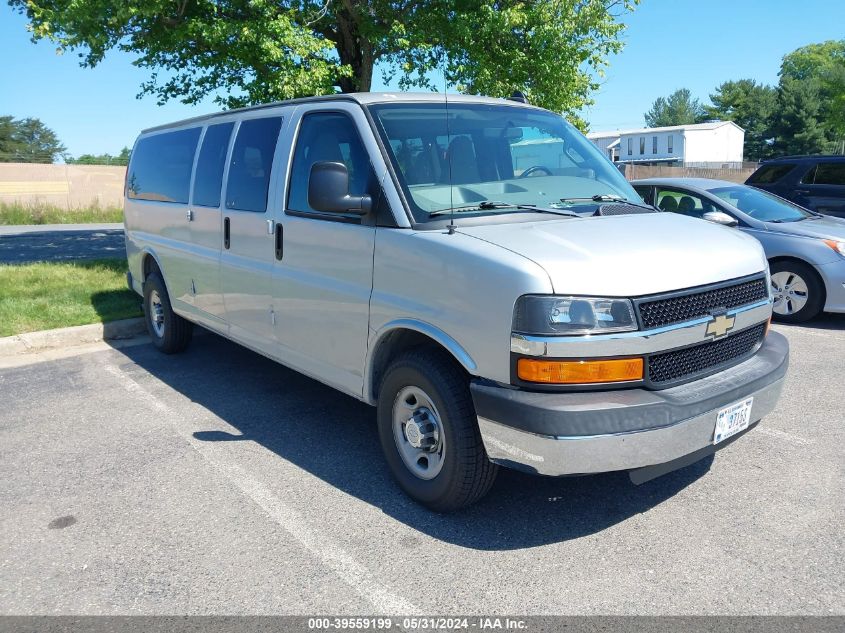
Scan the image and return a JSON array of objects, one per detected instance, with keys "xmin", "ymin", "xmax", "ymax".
[
  {"xmin": 377, "ymin": 349, "xmax": 498, "ymax": 512},
  {"xmin": 143, "ymin": 272, "xmax": 193, "ymax": 354}
]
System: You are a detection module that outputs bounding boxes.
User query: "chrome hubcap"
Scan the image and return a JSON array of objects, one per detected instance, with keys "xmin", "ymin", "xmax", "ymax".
[
  {"xmin": 771, "ymin": 271, "xmax": 808, "ymax": 315},
  {"xmin": 392, "ymin": 386, "xmax": 445, "ymax": 480},
  {"xmin": 149, "ymin": 290, "xmax": 165, "ymax": 337}
]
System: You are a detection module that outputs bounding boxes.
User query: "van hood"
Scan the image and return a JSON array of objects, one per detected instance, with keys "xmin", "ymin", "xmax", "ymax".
[
  {"xmin": 763, "ymin": 214, "xmax": 845, "ymax": 240},
  {"xmin": 457, "ymin": 213, "xmax": 767, "ymax": 297}
]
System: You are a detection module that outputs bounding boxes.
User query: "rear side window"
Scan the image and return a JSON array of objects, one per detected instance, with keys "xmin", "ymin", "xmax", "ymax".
[
  {"xmin": 810, "ymin": 162, "xmax": 845, "ymax": 186},
  {"xmin": 128, "ymin": 128, "xmax": 201, "ymax": 203},
  {"xmin": 225, "ymin": 117, "xmax": 283, "ymax": 213},
  {"xmin": 287, "ymin": 112, "xmax": 376, "ymax": 215},
  {"xmin": 192, "ymin": 122, "xmax": 234, "ymax": 207},
  {"xmin": 748, "ymin": 163, "xmax": 794, "ymax": 184}
]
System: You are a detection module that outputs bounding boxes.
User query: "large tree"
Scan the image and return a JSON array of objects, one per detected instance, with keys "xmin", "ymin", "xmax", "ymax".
[
  {"xmin": 644, "ymin": 88, "xmax": 706, "ymax": 128},
  {"xmin": 780, "ymin": 39, "xmax": 845, "ymax": 145},
  {"xmin": 706, "ymin": 79, "xmax": 777, "ymax": 161},
  {"xmin": 770, "ymin": 77, "xmax": 826, "ymax": 156},
  {"xmin": 0, "ymin": 115, "xmax": 66, "ymax": 163},
  {"xmin": 10, "ymin": 0, "xmax": 637, "ymax": 126},
  {"xmin": 0, "ymin": 116, "xmax": 17, "ymax": 159}
]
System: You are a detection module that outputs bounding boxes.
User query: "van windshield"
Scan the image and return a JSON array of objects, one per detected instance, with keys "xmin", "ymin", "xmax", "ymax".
[{"xmin": 368, "ymin": 102, "xmax": 640, "ymax": 223}]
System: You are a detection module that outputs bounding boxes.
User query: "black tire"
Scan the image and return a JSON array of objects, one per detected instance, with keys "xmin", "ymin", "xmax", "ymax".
[
  {"xmin": 769, "ymin": 260, "xmax": 824, "ymax": 323},
  {"xmin": 377, "ymin": 348, "xmax": 498, "ymax": 512},
  {"xmin": 143, "ymin": 271, "xmax": 193, "ymax": 353}
]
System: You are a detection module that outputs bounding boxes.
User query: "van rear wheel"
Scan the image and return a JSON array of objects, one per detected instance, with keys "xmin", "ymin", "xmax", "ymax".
[
  {"xmin": 376, "ymin": 348, "xmax": 498, "ymax": 512},
  {"xmin": 143, "ymin": 272, "xmax": 193, "ymax": 354}
]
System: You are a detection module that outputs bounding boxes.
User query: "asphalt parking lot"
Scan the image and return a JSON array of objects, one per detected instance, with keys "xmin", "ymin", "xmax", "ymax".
[
  {"xmin": 0, "ymin": 225, "xmax": 125, "ymax": 264},
  {"xmin": 1, "ymin": 316, "xmax": 843, "ymax": 616}
]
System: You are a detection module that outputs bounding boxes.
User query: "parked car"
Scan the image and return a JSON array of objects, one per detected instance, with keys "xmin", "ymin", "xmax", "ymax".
[
  {"xmin": 746, "ymin": 155, "xmax": 845, "ymax": 218},
  {"xmin": 633, "ymin": 177, "xmax": 845, "ymax": 322},
  {"xmin": 124, "ymin": 94, "xmax": 788, "ymax": 511}
]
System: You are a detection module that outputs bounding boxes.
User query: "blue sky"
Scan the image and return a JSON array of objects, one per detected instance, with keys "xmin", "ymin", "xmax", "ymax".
[{"xmin": 1, "ymin": 0, "xmax": 843, "ymax": 157}]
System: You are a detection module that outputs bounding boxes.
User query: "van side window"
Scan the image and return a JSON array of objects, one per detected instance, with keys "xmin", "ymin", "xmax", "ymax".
[
  {"xmin": 287, "ymin": 112, "xmax": 376, "ymax": 215},
  {"xmin": 193, "ymin": 122, "xmax": 234, "ymax": 207},
  {"xmin": 127, "ymin": 128, "xmax": 201, "ymax": 203},
  {"xmin": 225, "ymin": 117, "xmax": 283, "ymax": 213}
]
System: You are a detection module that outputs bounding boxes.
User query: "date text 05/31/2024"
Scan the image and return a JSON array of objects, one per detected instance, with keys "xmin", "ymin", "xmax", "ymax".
[{"xmin": 307, "ymin": 617, "xmax": 528, "ymax": 630}]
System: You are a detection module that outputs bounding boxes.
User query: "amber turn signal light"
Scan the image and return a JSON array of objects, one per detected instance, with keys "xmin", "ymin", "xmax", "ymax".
[{"xmin": 517, "ymin": 357, "xmax": 644, "ymax": 384}]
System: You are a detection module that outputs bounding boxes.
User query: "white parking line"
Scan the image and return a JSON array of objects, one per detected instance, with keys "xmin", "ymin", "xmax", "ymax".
[
  {"xmin": 756, "ymin": 426, "xmax": 815, "ymax": 446},
  {"xmin": 102, "ymin": 360, "xmax": 419, "ymax": 615}
]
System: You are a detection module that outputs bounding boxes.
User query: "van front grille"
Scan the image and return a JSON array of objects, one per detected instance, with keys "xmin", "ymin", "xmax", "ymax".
[
  {"xmin": 647, "ymin": 323, "xmax": 767, "ymax": 386},
  {"xmin": 637, "ymin": 276, "xmax": 768, "ymax": 330}
]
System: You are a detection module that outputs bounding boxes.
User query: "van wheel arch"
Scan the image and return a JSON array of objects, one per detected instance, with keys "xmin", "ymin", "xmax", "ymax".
[
  {"xmin": 142, "ymin": 252, "xmax": 162, "ymax": 283},
  {"xmin": 369, "ymin": 328, "xmax": 472, "ymax": 403},
  {"xmin": 141, "ymin": 252, "xmax": 178, "ymax": 314}
]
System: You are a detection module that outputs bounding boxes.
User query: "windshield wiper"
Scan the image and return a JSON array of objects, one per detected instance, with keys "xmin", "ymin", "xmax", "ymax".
[
  {"xmin": 559, "ymin": 194, "xmax": 657, "ymax": 212},
  {"xmin": 429, "ymin": 201, "xmax": 582, "ymax": 218}
]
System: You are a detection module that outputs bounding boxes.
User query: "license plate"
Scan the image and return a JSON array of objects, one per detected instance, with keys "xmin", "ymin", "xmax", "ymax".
[{"xmin": 713, "ymin": 397, "xmax": 754, "ymax": 445}]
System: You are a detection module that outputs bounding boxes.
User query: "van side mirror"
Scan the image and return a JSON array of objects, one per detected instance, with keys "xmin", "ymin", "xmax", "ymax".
[
  {"xmin": 703, "ymin": 211, "xmax": 739, "ymax": 227},
  {"xmin": 308, "ymin": 161, "xmax": 372, "ymax": 215}
]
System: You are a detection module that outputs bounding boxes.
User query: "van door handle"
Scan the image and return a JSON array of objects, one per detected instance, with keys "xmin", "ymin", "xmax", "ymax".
[
  {"xmin": 223, "ymin": 217, "xmax": 230, "ymax": 249},
  {"xmin": 275, "ymin": 223, "xmax": 284, "ymax": 261},
  {"xmin": 186, "ymin": 209, "xmax": 194, "ymax": 222}
]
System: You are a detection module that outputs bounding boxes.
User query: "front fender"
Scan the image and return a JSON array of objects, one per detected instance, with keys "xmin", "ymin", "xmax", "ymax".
[{"xmin": 363, "ymin": 319, "xmax": 478, "ymax": 405}]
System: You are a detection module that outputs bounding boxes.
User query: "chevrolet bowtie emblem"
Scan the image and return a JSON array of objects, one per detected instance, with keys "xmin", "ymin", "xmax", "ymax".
[{"xmin": 706, "ymin": 313, "xmax": 735, "ymax": 339}]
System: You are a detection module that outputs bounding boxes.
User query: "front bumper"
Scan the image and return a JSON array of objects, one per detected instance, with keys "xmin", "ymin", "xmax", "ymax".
[
  {"xmin": 471, "ymin": 331, "xmax": 789, "ymax": 476},
  {"xmin": 820, "ymin": 257, "xmax": 845, "ymax": 313}
]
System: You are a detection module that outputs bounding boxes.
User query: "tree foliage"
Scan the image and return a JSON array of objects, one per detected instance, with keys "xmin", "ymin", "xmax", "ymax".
[
  {"xmin": 0, "ymin": 115, "xmax": 66, "ymax": 163},
  {"xmin": 643, "ymin": 88, "xmax": 706, "ymax": 127},
  {"xmin": 706, "ymin": 80, "xmax": 777, "ymax": 161},
  {"xmin": 780, "ymin": 39, "xmax": 845, "ymax": 143},
  {"xmin": 10, "ymin": 0, "xmax": 637, "ymax": 124},
  {"xmin": 770, "ymin": 77, "xmax": 826, "ymax": 156},
  {"xmin": 66, "ymin": 147, "xmax": 132, "ymax": 166}
]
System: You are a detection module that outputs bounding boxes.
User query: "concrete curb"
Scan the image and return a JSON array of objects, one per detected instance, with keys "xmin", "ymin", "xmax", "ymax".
[{"xmin": 0, "ymin": 318, "xmax": 147, "ymax": 357}]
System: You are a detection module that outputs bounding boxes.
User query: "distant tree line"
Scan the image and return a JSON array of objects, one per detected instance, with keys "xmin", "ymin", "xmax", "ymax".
[
  {"xmin": 643, "ymin": 40, "xmax": 845, "ymax": 161},
  {"xmin": 0, "ymin": 115, "xmax": 129, "ymax": 165},
  {"xmin": 65, "ymin": 147, "xmax": 131, "ymax": 166}
]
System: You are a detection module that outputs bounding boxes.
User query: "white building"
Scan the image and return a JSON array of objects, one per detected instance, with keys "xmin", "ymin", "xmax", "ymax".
[{"xmin": 587, "ymin": 121, "xmax": 745, "ymax": 168}]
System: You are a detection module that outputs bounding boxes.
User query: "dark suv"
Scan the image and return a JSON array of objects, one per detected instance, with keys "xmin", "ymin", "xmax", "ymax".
[{"xmin": 746, "ymin": 156, "xmax": 845, "ymax": 218}]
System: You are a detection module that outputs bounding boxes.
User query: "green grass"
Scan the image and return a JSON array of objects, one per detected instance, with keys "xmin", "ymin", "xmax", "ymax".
[
  {"xmin": 0, "ymin": 202, "xmax": 124, "ymax": 225},
  {"xmin": 0, "ymin": 259, "xmax": 142, "ymax": 337}
]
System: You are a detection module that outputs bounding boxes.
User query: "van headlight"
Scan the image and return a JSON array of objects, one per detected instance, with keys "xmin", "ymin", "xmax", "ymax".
[{"xmin": 513, "ymin": 295, "xmax": 638, "ymax": 336}]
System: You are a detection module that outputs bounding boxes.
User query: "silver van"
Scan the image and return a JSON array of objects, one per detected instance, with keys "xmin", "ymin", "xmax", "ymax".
[{"xmin": 124, "ymin": 93, "xmax": 789, "ymax": 511}]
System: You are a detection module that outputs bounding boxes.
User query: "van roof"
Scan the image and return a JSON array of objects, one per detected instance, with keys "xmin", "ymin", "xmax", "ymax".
[{"xmin": 141, "ymin": 92, "xmax": 541, "ymax": 134}]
